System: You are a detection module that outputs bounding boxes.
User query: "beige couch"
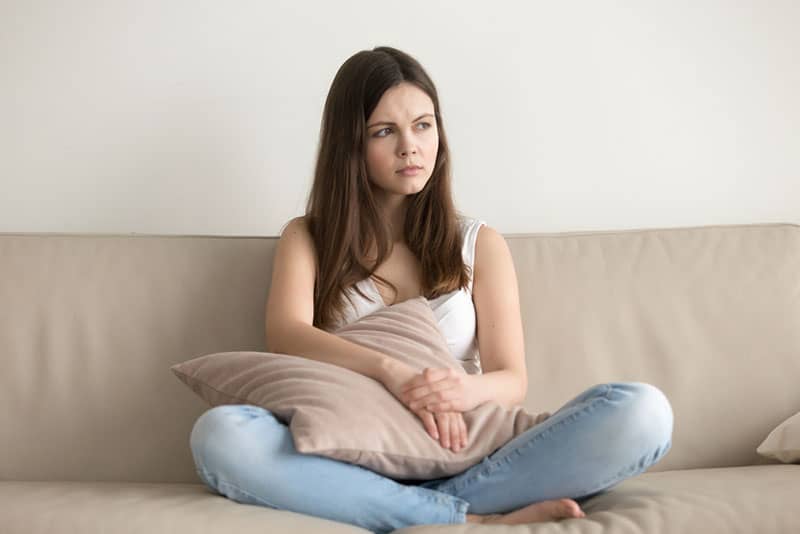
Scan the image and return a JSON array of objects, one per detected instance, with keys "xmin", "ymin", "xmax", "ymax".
[{"xmin": 1, "ymin": 222, "xmax": 798, "ymax": 533}]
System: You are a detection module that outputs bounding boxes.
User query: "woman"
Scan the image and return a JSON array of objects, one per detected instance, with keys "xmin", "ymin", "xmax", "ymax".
[{"xmin": 189, "ymin": 46, "xmax": 674, "ymax": 533}]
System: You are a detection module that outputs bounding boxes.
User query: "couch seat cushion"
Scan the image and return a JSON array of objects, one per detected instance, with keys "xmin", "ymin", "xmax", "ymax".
[
  {"xmin": 400, "ymin": 465, "xmax": 798, "ymax": 534},
  {"xmin": 1, "ymin": 466, "xmax": 797, "ymax": 533},
  {"xmin": 0, "ymin": 481, "xmax": 366, "ymax": 534}
]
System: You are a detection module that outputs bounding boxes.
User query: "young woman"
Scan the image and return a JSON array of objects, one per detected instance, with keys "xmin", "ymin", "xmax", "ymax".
[{"xmin": 189, "ymin": 46, "xmax": 674, "ymax": 533}]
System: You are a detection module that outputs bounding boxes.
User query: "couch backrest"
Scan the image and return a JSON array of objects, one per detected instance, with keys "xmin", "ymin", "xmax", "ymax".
[{"xmin": 1, "ymin": 223, "xmax": 798, "ymax": 483}]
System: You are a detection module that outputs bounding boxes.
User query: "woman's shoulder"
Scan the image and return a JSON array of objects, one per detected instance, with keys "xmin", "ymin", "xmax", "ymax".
[
  {"xmin": 277, "ymin": 216, "xmax": 318, "ymax": 261},
  {"xmin": 456, "ymin": 212, "xmax": 485, "ymax": 228},
  {"xmin": 280, "ymin": 215, "xmax": 311, "ymax": 237},
  {"xmin": 456, "ymin": 213, "xmax": 489, "ymax": 237}
]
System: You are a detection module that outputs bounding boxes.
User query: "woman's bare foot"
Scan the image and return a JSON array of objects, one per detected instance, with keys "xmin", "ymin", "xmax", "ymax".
[{"xmin": 466, "ymin": 498, "xmax": 585, "ymax": 524}]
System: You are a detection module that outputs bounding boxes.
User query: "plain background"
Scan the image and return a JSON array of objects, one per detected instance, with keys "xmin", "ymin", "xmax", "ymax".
[{"xmin": 1, "ymin": 0, "xmax": 798, "ymax": 236}]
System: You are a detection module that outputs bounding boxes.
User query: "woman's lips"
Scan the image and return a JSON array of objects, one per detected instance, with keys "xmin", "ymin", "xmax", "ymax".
[{"xmin": 398, "ymin": 167, "xmax": 422, "ymax": 176}]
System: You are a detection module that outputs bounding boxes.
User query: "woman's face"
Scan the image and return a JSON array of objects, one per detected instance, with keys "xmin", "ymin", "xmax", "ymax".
[{"xmin": 364, "ymin": 82, "xmax": 439, "ymax": 203}]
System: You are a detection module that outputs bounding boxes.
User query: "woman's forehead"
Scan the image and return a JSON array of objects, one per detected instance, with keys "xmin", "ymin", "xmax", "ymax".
[{"xmin": 368, "ymin": 83, "xmax": 435, "ymax": 123}]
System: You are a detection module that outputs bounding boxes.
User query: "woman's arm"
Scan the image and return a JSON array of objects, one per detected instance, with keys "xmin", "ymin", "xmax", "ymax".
[
  {"xmin": 399, "ymin": 225, "xmax": 529, "ymax": 412},
  {"xmin": 469, "ymin": 224, "xmax": 529, "ymax": 408},
  {"xmin": 266, "ymin": 216, "xmax": 396, "ymax": 383},
  {"xmin": 266, "ymin": 216, "xmax": 453, "ymax": 443}
]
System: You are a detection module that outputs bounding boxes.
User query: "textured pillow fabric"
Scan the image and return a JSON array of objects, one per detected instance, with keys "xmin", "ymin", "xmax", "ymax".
[
  {"xmin": 757, "ymin": 411, "xmax": 800, "ymax": 463},
  {"xmin": 171, "ymin": 296, "xmax": 550, "ymax": 479}
]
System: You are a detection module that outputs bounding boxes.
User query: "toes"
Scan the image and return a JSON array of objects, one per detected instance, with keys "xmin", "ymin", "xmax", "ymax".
[{"xmin": 558, "ymin": 499, "xmax": 586, "ymax": 519}]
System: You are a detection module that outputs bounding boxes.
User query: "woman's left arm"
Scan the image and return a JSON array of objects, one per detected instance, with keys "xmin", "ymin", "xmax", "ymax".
[{"xmin": 399, "ymin": 225, "xmax": 528, "ymax": 412}]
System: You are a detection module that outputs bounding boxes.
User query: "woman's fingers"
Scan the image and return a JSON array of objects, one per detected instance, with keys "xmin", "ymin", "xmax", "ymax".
[
  {"xmin": 409, "ymin": 387, "xmax": 457, "ymax": 411},
  {"xmin": 404, "ymin": 378, "xmax": 453, "ymax": 405},
  {"xmin": 437, "ymin": 412, "xmax": 451, "ymax": 449},
  {"xmin": 420, "ymin": 410, "xmax": 468, "ymax": 452},
  {"xmin": 451, "ymin": 413, "xmax": 464, "ymax": 452},
  {"xmin": 433, "ymin": 412, "xmax": 466, "ymax": 452},
  {"xmin": 419, "ymin": 410, "xmax": 439, "ymax": 440},
  {"xmin": 401, "ymin": 367, "xmax": 453, "ymax": 393},
  {"xmin": 452, "ymin": 414, "xmax": 461, "ymax": 452}
]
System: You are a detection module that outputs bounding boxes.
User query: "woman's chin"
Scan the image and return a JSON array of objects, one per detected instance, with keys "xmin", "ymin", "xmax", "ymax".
[{"xmin": 372, "ymin": 181, "xmax": 429, "ymax": 198}]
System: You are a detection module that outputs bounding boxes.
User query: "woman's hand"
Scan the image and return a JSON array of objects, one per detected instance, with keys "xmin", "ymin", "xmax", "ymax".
[
  {"xmin": 432, "ymin": 411, "xmax": 468, "ymax": 452},
  {"xmin": 398, "ymin": 367, "xmax": 483, "ymax": 414},
  {"xmin": 406, "ymin": 405, "xmax": 467, "ymax": 452},
  {"xmin": 381, "ymin": 362, "xmax": 468, "ymax": 451},
  {"xmin": 381, "ymin": 361, "xmax": 440, "ymax": 439}
]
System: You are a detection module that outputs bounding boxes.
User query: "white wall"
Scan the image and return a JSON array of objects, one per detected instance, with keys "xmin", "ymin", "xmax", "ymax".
[{"xmin": 1, "ymin": 0, "xmax": 798, "ymax": 236}]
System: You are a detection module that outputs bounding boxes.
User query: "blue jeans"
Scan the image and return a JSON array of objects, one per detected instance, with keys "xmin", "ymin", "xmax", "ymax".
[{"xmin": 189, "ymin": 382, "xmax": 673, "ymax": 534}]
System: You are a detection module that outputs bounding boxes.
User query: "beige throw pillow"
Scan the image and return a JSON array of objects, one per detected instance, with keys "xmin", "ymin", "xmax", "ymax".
[
  {"xmin": 171, "ymin": 296, "xmax": 550, "ymax": 479},
  {"xmin": 757, "ymin": 411, "xmax": 800, "ymax": 463}
]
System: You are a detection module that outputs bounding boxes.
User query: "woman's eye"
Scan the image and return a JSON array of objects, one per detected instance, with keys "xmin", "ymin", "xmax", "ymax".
[{"xmin": 373, "ymin": 122, "xmax": 431, "ymax": 138}]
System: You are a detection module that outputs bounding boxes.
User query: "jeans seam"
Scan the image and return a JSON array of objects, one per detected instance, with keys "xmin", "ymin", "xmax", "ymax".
[
  {"xmin": 403, "ymin": 479, "xmax": 470, "ymax": 516},
  {"xmin": 214, "ymin": 476, "xmax": 281, "ymax": 509},
  {"xmin": 450, "ymin": 498, "xmax": 469, "ymax": 524},
  {"xmin": 573, "ymin": 438, "xmax": 673, "ymax": 498},
  {"xmin": 201, "ymin": 462, "xmax": 467, "ymax": 526},
  {"xmin": 442, "ymin": 384, "xmax": 614, "ymax": 496}
]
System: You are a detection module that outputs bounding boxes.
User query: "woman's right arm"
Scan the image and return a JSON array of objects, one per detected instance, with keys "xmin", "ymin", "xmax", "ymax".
[
  {"xmin": 265, "ymin": 217, "xmax": 456, "ymax": 448},
  {"xmin": 266, "ymin": 217, "xmax": 460, "ymax": 450},
  {"xmin": 265, "ymin": 216, "xmax": 403, "ymax": 384}
]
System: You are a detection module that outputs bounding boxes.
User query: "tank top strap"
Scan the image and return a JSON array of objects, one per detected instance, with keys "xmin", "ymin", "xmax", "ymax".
[{"xmin": 460, "ymin": 216, "xmax": 487, "ymax": 293}]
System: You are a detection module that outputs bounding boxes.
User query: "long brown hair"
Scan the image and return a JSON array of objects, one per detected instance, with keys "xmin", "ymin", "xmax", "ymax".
[{"xmin": 303, "ymin": 46, "xmax": 471, "ymax": 331}]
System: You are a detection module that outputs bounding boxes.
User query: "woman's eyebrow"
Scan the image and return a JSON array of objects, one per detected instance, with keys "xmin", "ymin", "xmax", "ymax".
[{"xmin": 367, "ymin": 113, "xmax": 434, "ymax": 129}]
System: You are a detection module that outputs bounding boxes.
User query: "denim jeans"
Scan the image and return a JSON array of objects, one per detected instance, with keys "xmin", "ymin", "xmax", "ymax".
[{"xmin": 189, "ymin": 381, "xmax": 673, "ymax": 534}]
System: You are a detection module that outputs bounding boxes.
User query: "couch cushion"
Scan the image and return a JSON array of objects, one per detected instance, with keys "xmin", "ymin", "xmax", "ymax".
[
  {"xmin": 0, "ymin": 480, "xmax": 366, "ymax": 534},
  {"xmin": 402, "ymin": 465, "xmax": 799, "ymax": 533},
  {"xmin": 1, "ymin": 466, "xmax": 797, "ymax": 534},
  {"xmin": 1, "ymin": 223, "xmax": 798, "ymax": 482},
  {"xmin": 509, "ymin": 223, "xmax": 800, "ymax": 471},
  {"xmin": 758, "ymin": 410, "xmax": 800, "ymax": 463}
]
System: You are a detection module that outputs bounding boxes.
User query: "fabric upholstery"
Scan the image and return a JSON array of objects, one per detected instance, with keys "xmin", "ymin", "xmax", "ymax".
[
  {"xmin": 0, "ymin": 223, "xmax": 798, "ymax": 485},
  {"xmin": 1, "ymin": 466, "xmax": 798, "ymax": 534},
  {"xmin": 758, "ymin": 411, "xmax": 800, "ymax": 463}
]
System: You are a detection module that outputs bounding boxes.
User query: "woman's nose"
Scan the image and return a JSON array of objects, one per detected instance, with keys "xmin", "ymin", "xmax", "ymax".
[{"xmin": 398, "ymin": 143, "xmax": 417, "ymax": 157}]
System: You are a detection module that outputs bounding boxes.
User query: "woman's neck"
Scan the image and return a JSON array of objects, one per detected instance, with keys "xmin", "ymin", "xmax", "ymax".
[{"xmin": 376, "ymin": 198, "xmax": 408, "ymax": 242}]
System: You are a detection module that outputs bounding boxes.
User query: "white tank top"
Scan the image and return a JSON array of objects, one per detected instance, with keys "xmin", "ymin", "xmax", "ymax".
[{"xmin": 331, "ymin": 215, "xmax": 487, "ymax": 375}]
